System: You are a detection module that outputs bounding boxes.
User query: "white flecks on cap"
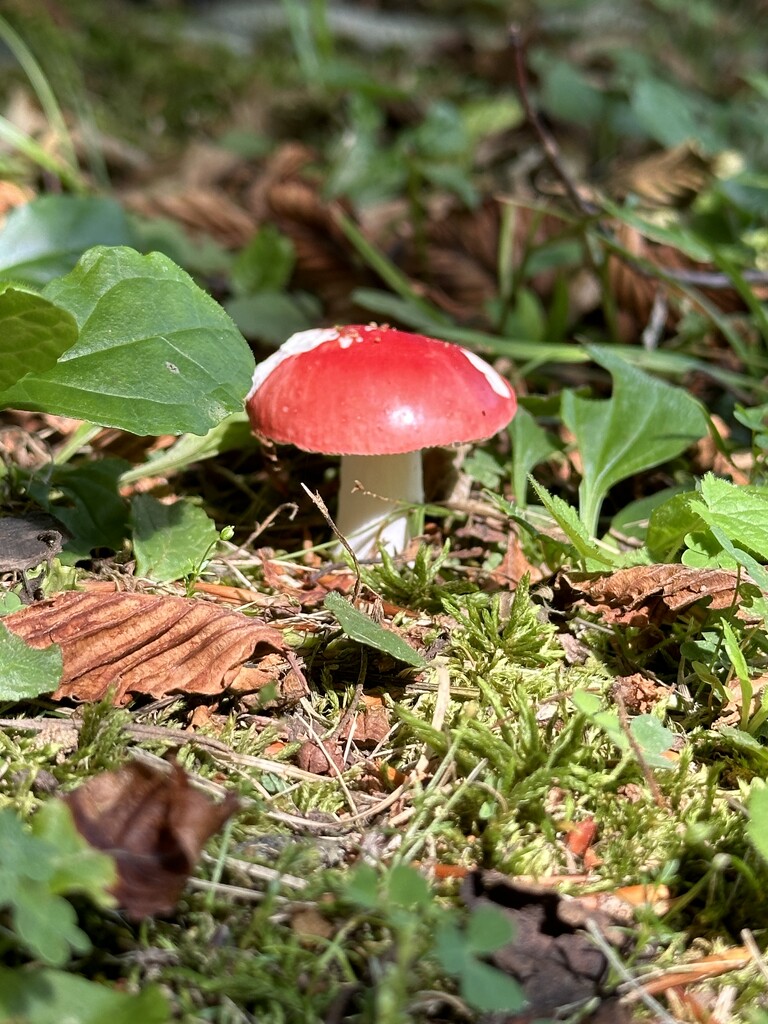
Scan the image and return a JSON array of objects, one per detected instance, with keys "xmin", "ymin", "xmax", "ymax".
[
  {"xmin": 247, "ymin": 327, "xmax": 341, "ymax": 399},
  {"xmin": 461, "ymin": 349, "xmax": 513, "ymax": 399}
]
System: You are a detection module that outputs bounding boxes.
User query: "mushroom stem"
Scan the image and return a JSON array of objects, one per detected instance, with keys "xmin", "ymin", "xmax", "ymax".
[{"xmin": 336, "ymin": 452, "xmax": 424, "ymax": 559}]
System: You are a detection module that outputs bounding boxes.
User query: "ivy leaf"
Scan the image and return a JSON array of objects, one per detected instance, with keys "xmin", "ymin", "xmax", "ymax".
[
  {"xmin": 324, "ymin": 592, "xmax": 426, "ymax": 667},
  {"xmin": 1, "ymin": 246, "xmax": 255, "ymax": 436}
]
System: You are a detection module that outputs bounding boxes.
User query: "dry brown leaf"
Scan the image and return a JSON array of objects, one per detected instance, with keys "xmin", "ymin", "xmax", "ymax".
[
  {"xmin": 553, "ymin": 564, "xmax": 745, "ymax": 627},
  {"xmin": 609, "ymin": 142, "xmax": 714, "ymax": 207},
  {"xmin": 338, "ymin": 696, "xmax": 391, "ymax": 747},
  {"xmin": 64, "ymin": 759, "xmax": 239, "ymax": 918},
  {"xmin": 122, "ymin": 186, "xmax": 257, "ymax": 248},
  {"xmin": 4, "ymin": 590, "xmax": 288, "ymax": 704}
]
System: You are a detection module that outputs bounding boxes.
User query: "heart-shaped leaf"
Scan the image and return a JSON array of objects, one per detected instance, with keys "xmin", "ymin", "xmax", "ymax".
[{"xmin": 1, "ymin": 246, "xmax": 255, "ymax": 435}]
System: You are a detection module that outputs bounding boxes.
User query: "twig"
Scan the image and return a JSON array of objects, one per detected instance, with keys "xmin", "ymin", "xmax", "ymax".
[
  {"xmin": 508, "ymin": 24, "xmax": 594, "ymax": 218},
  {"xmin": 613, "ymin": 688, "xmax": 668, "ymax": 810},
  {"xmin": 584, "ymin": 920, "xmax": 683, "ymax": 1024},
  {"xmin": 301, "ymin": 483, "xmax": 363, "ymax": 602}
]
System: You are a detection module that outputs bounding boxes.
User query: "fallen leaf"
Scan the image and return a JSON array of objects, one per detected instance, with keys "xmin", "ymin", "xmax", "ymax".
[
  {"xmin": 3, "ymin": 590, "xmax": 288, "ymax": 705},
  {"xmin": 63, "ymin": 759, "xmax": 239, "ymax": 918},
  {"xmin": 461, "ymin": 871, "xmax": 629, "ymax": 1019},
  {"xmin": 338, "ymin": 696, "xmax": 391, "ymax": 747},
  {"xmin": 296, "ymin": 739, "xmax": 345, "ymax": 775},
  {"xmin": 553, "ymin": 564, "xmax": 745, "ymax": 627}
]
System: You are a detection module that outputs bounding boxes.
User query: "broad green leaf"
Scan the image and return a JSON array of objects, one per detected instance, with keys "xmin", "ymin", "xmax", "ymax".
[
  {"xmin": 0, "ymin": 195, "xmax": 133, "ymax": 285},
  {"xmin": 0, "ymin": 967, "xmax": 169, "ymax": 1024},
  {"xmin": 225, "ymin": 291, "xmax": 319, "ymax": 345},
  {"xmin": 13, "ymin": 878, "xmax": 90, "ymax": 965},
  {"xmin": 631, "ymin": 78, "xmax": 723, "ymax": 152},
  {"xmin": 748, "ymin": 785, "xmax": 768, "ymax": 864},
  {"xmin": 0, "ymin": 285, "xmax": 78, "ymax": 396},
  {"xmin": 324, "ymin": 591, "xmax": 427, "ymax": 667},
  {"xmin": 1, "ymin": 246, "xmax": 255, "ymax": 436},
  {"xmin": 386, "ymin": 865, "xmax": 432, "ymax": 909},
  {"xmin": 28, "ymin": 459, "xmax": 131, "ymax": 563},
  {"xmin": 562, "ymin": 347, "xmax": 709, "ymax": 536},
  {"xmin": 0, "ymin": 621, "xmax": 62, "ymax": 700},
  {"xmin": 0, "ymin": 809, "xmax": 87, "ymax": 965},
  {"xmin": 344, "ymin": 863, "xmax": 379, "ymax": 909},
  {"xmin": 131, "ymin": 494, "xmax": 218, "ymax": 582},
  {"xmin": 509, "ymin": 408, "xmax": 559, "ymax": 508},
  {"xmin": 630, "ymin": 715, "xmax": 678, "ymax": 768}
]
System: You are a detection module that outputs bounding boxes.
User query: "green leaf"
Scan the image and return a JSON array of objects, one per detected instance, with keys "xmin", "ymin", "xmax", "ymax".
[
  {"xmin": 344, "ymin": 863, "xmax": 379, "ymax": 908},
  {"xmin": 562, "ymin": 347, "xmax": 708, "ymax": 536},
  {"xmin": 647, "ymin": 491, "xmax": 706, "ymax": 561},
  {"xmin": 224, "ymin": 291, "xmax": 319, "ymax": 345},
  {"xmin": 29, "ymin": 459, "xmax": 131, "ymax": 563},
  {"xmin": 230, "ymin": 225, "xmax": 295, "ymax": 296},
  {"xmin": 131, "ymin": 495, "xmax": 218, "ymax": 582},
  {"xmin": 0, "ymin": 285, "xmax": 78, "ymax": 396},
  {"xmin": 459, "ymin": 958, "xmax": 526, "ymax": 1013},
  {"xmin": 748, "ymin": 785, "xmax": 768, "ymax": 864},
  {"xmin": 386, "ymin": 865, "xmax": 432, "ymax": 909},
  {"xmin": 0, "ymin": 807, "xmax": 93, "ymax": 966},
  {"xmin": 0, "ymin": 621, "xmax": 62, "ymax": 700},
  {"xmin": 631, "ymin": 78, "xmax": 722, "ymax": 152},
  {"xmin": 0, "ymin": 195, "xmax": 133, "ymax": 285},
  {"xmin": 465, "ymin": 905, "xmax": 515, "ymax": 956},
  {"xmin": 697, "ymin": 474, "xmax": 768, "ymax": 560},
  {"xmin": 1, "ymin": 246, "xmax": 255, "ymax": 436},
  {"xmin": 324, "ymin": 592, "xmax": 427, "ymax": 667},
  {"xmin": 630, "ymin": 715, "xmax": 678, "ymax": 769},
  {"xmin": 31, "ymin": 802, "xmax": 116, "ymax": 907},
  {"xmin": 0, "ymin": 967, "xmax": 169, "ymax": 1024},
  {"xmin": 509, "ymin": 408, "xmax": 559, "ymax": 508}
]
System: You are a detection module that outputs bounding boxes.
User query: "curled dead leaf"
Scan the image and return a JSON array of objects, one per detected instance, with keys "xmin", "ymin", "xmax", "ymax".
[
  {"xmin": 64, "ymin": 758, "xmax": 239, "ymax": 918},
  {"xmin": 553, "ymin": 564, "xmax": 747, "ymax": 627},
  {"xmin": 4, "ymin": 590, "xmax": 289, "ymax": 705}
]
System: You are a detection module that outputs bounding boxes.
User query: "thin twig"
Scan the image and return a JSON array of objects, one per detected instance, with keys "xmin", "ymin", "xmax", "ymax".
[
  {"xmin": 613, "ymin": 688, "xmax": 668, "ymax": 810},
  {"xmin": 584, "ymin": 920, "xmax": 683, "ymax": 1024},
  {"xmin": 508, "ymin": 24, "xmax": 594, "ymax": 218},
  {"xmin": 301, "ymin": 483, "xmax": 363, "ymax": 602}
]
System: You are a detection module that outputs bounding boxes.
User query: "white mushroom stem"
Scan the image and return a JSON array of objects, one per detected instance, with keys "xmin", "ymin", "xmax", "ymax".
[{"xmin": 336, "ymin": 452, "xmax": 424, "ymax": 559}]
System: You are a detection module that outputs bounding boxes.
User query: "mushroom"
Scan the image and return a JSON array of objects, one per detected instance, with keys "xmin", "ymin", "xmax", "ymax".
[{"xmin": 246, "ymin": 324, "xmax": 517, "ymax": 558}]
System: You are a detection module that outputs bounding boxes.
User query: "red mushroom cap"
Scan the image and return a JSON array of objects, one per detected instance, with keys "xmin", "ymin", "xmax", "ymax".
[{"xmin": 246, "ymin": 324, "xmax": 517, "ymax": 455}]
